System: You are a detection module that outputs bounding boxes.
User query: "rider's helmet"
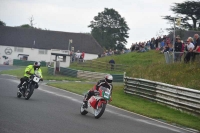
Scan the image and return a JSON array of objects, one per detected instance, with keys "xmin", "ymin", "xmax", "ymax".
[
  {"xmin": 105, "ymin": 75, "xmax": 113, "ymax": 84},
  {"xmin": 33, "ymin": 61, "xmax": 41, "ymax": 69}
]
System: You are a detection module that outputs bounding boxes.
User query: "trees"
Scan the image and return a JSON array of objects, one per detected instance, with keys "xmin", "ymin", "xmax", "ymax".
[
  {"xmin": 88, "ymin": 8, "xmax": 130, "ymax": 50},
  {"xmin": 20, "ymin": 24, "xmax": 33, "ymax": 28},
  {"xmin": 0, "ymin": 20, "xmax": 6, "ymax": 26},
  {"xmin": 163, "ymin": 0, "xmax": 200, "ymax": 30}
]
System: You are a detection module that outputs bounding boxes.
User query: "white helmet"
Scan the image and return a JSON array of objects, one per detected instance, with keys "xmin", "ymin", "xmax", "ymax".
[
  {"xmin": 105, "ymin": 75, "xmax": 113, "ymax": 84},
  {"xmin": 34, "ymin": 61, "xmax": 41, "ymax": 68}
]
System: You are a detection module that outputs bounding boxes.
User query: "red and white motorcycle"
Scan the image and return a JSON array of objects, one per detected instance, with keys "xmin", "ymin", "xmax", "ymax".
[{"xmin": 80, "ymin": 86, "xmax": 111, "ymax": 119}]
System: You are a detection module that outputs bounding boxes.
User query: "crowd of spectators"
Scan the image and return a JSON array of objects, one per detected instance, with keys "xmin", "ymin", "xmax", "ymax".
[
  {"xmin": 70, "ymin": 50, "xmax": 85, "ymax": 62},
  {"xmin": 130, "ymin": 33, "xmax": 200, "ymax": 63},
  {"xmin": 130, "ymin": 35, "xmax": 171, "ymax": 53}
]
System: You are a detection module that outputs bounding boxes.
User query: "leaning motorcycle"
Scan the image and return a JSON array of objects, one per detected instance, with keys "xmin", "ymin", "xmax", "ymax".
[
  {"xmin": 17, "ymin": 71, "xmax": 41, "ymax": 100},
  {"xmin": 80, "ymin": 86, "xmax": 111, "ymax": 119}
]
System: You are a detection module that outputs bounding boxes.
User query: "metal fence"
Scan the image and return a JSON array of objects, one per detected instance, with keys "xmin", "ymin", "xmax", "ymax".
[
  {"xmin": 124, "ymin": 76, "xmax": 200, "ymax": 115},
  {"xmin": 164, "ymin": 51, "xmax": 200, "ymax": 64},
  {"xmin": 71, "ymin": 60, "xmax": 130, "ymax": 72}
]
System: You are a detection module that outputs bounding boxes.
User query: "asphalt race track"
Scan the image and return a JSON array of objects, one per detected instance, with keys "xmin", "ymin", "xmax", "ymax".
[{"xmin": 0, "ymin": 66, "xmax": 198, "ymax": 133}]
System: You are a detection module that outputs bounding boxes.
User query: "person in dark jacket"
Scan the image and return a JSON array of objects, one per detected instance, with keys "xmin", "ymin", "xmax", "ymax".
[
  {"xmin": 174, "ymin": 36, "xmax": 183, "ymax": 62},
  {"xmin": 109, "ymin": 59, "xmax": 115, "ymax": 70},
  {"xmin": 192, "ymin": 34, "xmax": 200, "ymax": 62}
]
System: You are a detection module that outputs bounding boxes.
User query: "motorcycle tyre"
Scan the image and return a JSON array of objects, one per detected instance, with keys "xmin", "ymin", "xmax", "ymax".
[
  {"xmin": 94, "ymin": 103, "xmax": 106, "ymax": 119},
  {"xmin": 17, "ymin": 91, "xmax": 22, "ymax": 98},
  {"xmin": 25, "ymin": 84, "xmax": 34, "ymax": 100}
]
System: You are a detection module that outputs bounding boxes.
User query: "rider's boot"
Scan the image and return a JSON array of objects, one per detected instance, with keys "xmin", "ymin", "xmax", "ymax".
[
  {"xmin": 83, "ymin": 100, "xmax": 88, "ymax": 108},
  {"xmin": 83, "ymin": 93, "xmax": 88, "ymax": 108}
]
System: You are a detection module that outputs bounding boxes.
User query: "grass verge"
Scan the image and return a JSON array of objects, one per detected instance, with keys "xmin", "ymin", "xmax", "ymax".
[
  {"xmin": 48, "ymin": 82, "xmax": 200, "ymax": 131},
  {"xmin": 0, "ymin": 67, "xmax": 83, "ymax": 81}
]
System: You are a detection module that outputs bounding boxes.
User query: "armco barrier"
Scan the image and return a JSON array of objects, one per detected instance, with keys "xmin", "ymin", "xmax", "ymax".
[
  {"xmin": 112, "ymin": 74, "xmax": 124, "ymax": 82},
  {"xmin": 58, "ymin": 67, "xmax": 124, "ymax": 82},
  {"xmin": 48, "ymin": 67, "xmax": 54, "ymax": 75},
  {"xmin": 124, "ymin": 77, "xmax": 200, "ymax": 115},
  {"xmin": 77, "ymin": 70, "xmax": 108, "ymax": 81},
  {"xmin": 60, "ymin": 67, "xmax": 78, "ymax": 77}
]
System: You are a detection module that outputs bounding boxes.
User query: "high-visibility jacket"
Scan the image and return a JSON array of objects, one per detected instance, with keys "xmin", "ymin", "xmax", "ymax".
[{"xmin": 24, "ymin": 65, "xmax": 43, "ymax": 78}]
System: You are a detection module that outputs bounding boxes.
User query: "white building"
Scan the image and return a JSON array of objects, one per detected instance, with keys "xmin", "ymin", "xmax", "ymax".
[{"xmin": 0, "ymin": 26, "xmax": 103, "ymax": 67}]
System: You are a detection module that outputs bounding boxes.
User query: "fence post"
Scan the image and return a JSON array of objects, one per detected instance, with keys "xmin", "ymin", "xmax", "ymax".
[{"xmin": 123, "ymin": 72, "xmax": 126, "ymax": 82}]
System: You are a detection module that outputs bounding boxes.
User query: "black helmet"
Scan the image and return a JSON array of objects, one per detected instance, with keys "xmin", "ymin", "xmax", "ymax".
[
  {"xmin": 34, "ymin": 61, "xmax": 41, "ymax": 69},
  {"xmin": 105, "ymin": 75, "xmax": 113, "ymax": 84}
]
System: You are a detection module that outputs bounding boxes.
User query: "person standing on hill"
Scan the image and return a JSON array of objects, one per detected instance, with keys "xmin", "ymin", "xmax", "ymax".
[
  {"xmin": 174, "ymin": 36, "xmax": 183, "ymax": 62},
  {"xmin": 109, "ymin": 59, "xmax": 115, "ymax": 70},
  {"xmin": 184, "ymin": 37, "xmax": 194, "ymax": 63},
  {"xmin": 192, "ymin": 34, "xmax": 200, "ymax": 62}
]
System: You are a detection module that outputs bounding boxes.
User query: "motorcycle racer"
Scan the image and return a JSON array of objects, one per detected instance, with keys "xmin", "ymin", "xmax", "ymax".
[
  {"xmin": 17, "ymin": 61, "xmax": 43, "ymax": 93},
  {"xmin": 83, "ymin": 74, "xmax": 113, "ymax": 108}
]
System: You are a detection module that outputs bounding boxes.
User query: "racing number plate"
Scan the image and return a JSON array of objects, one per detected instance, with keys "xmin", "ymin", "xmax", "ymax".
[
  {"xmin": 33, "ymin": 77, "xmax": 40, "ymax": 82},
  {"xmin": 103, "ymin": 91, "xmax": 110, "ymax": 99}
]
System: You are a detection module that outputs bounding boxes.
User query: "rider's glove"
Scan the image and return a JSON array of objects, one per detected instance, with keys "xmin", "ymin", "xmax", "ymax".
[{"xmin": 40, "ymin": 78, "xmax": 43, "ymax": 81}]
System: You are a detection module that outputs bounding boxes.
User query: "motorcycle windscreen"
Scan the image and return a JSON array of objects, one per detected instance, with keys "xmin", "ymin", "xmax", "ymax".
[
  {"xmin": 35, "ymin": 70, "xmax": 41, "ymax": 78},
  {"xmin": 88, "ymin": 96, "xmax": 97, "ymax": 109}
]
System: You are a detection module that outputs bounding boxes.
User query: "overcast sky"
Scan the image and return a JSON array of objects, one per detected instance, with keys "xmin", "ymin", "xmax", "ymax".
[{"xmin": 0, "ymin": 0, "xmax": 186, "ymax": 48}]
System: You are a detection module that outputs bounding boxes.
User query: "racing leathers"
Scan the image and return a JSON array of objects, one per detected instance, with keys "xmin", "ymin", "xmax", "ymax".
[{"xmin": 84, "ymin": 79, "xmax": 113, "ymax": 106}]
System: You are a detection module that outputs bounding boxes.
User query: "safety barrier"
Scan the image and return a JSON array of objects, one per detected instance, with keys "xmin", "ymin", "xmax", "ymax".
[
  {"xmin": 59, "ymin": 67, "xmax": 78, "ymax": 77},
  {"xmin": 77, "ymin": 70, "xmax": 108, "ymax": 81},
  {"xmin": 124, "ymin": 76, "xmax": 200, "ymax": 115},
  {"xmin": 56, "ymin": 67, "xmax": 123, "ymax": 82},
  {"xmin": 47, "ymin": 67, "xmax": 54, "ymax": 75},
  {"xmin": 13, "ymin": 59, "xmax": 46, "ymax": 66}
]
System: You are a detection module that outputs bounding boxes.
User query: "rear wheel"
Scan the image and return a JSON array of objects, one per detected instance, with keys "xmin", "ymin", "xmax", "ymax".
[
  {"xmin": 94, "ymin": 102, "xmax": 106, "ymax": 119},
  {"xmin": 25, "ymin": 84, "xmax": 34, "ymax": 100}
]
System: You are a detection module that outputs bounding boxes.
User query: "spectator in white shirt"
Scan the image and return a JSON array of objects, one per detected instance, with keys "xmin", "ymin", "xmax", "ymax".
[{"xmin": 184, "ymin": 37, "xmax": 194, "ymax": 63}]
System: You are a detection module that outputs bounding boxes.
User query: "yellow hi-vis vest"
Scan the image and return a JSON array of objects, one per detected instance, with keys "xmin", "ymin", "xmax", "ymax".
[{"xmin": 24, "ymin": 65, "xmax": 43, "ymax": 78}]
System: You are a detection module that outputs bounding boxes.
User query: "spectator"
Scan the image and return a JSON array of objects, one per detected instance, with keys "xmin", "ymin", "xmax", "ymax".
[
  {"xmin": 108, "ymin": 49, "xmax": 114, "ymax": 55},
  {"xmin": 155, "ymin": 37, "xmax": 159, "ymax": 49},
  {"xmin": 80, "ymin": 51, "xmax": 85, "ymax": 62},
  {"xmin": 192, "ymin": 34, "xmax": 200, "ymax": 62},
  {"xmin": 75, "ymin": 50, "xmax": 81, "ymax": 62},
  {"xmin": 174, "ymin": 36, "xmax": 183, "ymax": 62},
  {"xmin": 109, "ymin": 59, "xmax": 115, "ymax": 70},
  {"xmin": 184, "ymin": 37, "xmax": 194, "ymax": 63},
  {"xmin": 146, "ymin": 41, "xmax": 151, "ymax": 50},
  {"xmin": 160, "ymin": 40, "xmax": 165, "ymax": 51},
  {"xmin": 131, "ymin": 43, "xmax": 135, "ymax": 51},
  {"xmin": 151, "ymin": 38, "xmax": 156, "ymax": 49}
]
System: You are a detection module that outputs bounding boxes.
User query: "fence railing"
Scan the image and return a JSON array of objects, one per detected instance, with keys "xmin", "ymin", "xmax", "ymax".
[
  {"xmin": 124, "ymin": 76, "xmax": 200, "ymax": 115},
  {"xmin": 71, "ymin": 60, "xmax": 130, "ymax": 72},
  {"xmin": 164, "ymin": 51, "xmax": 200, "ymax": 64}
]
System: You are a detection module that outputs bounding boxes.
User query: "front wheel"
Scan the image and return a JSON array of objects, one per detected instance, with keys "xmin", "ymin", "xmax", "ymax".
[
  {"xmin": 94, "ymin": 102, "xmax": 106, "ymax": 119},
  {"xmin": 17, "ymin": 91, "xmax": 22, "ymax": 98},
  {"xmin": 25, "ymin": 84, "xmax": 34, "ymax": 100}
]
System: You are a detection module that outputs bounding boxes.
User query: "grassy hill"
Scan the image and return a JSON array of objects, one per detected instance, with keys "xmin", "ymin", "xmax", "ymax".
[{"xmin": 71, "ymin": 50, "xmax": 200, "ymax": 90}]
